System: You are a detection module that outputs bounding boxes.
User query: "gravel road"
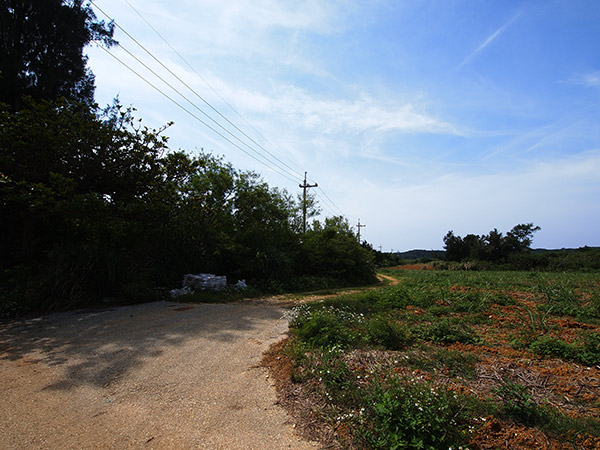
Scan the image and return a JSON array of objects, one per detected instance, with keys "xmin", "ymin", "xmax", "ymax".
[{"xmin": 0, "ymin": 301, "xmax": 317, "ymax": 449}]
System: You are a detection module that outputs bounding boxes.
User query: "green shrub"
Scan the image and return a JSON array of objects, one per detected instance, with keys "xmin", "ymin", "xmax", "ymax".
[
  {"xmin": 360, "ymin": 379, "xmax": 481, "ymax": 450},
  {"xmin": 405, "ymin": 348, "xmax": 480, "ymax": 379},
  {"xmin": 0, "ymin": 300, "xmax": 29, "ymax": 319},
  {"xmin": 417, "ymin": 318, "xmax": 479, "ymax": 344},
  {"xmin": 435, "ymin": 348, "xmax": 480, "ymax": 378},
  {"xmin": 494, "ymin": 380, "xmax": 547, "ymax": 427},
  {"xmin": 529, "ymin": 333, "xmax": 600, "ymax": 366},
  {"xmin": 293, "ymin": 309, "xmax": 357, "ymax": 348},
  {"xmin": 452, "ymin": 291, "xmax": 491, "ymax": 313},
  {"xmin": 494, "ymin": 379, "xmax": 600, "ymax": 436},
  {"xmin": 580, "ymin": 289, "xmax": 600, "ymax": 320},
  {"xmin": 321, "ymin": 294, "xmax": 378, "ymax": 315},
  {"xmin": 365, "ymin": 316, "xmax": 411, "ymax": 350},
  {"xmin": 514, "ymin": 306, "xmax": 553, "ymax": 344},
  {"xmin": 491, "ymin": 291, "xmax": 517, "ymax": 306},
  {"xmin": 316, "ymin": 347, "xmax": 359, "ymax": 406},
  {"xmin": 579, "ymin": 332, "xmax": 600, "ymax": 366},
  {"xmin": 529, "ymin": 336, "xmax": 576, "ymax": 361}
]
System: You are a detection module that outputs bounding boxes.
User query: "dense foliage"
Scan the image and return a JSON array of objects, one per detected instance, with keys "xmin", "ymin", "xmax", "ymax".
[
  {"xmin": 361, "ymin": 242, "xmax": 405, "ymax": 268},
  {"xmin": 443, "ymin": 223, "xmax": 541, "ymax": 262},
  {"xmin": 0, "ymin": 1, "xmax": 375, "ymax": 314},
  {"xmin": 0, "ymin": 99, "xmax": 376, "ymax": 313},
  {"xmin": 0, "ymin": 0, "xmax": 115, "ymax": 109}
]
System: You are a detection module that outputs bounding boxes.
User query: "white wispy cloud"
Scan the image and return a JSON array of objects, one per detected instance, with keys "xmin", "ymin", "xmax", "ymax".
[
  {"xmin": 459, "ymin": 13, "xmax": 520, "ymax": 69},
  {"xmin": 120, "ymin": 0, "xmax": 347, "ymax": 58},
  {"xmin": 566, "ymin": 71, "xmax": 600, "ymax": 88},
  {"xmin": 237, "ymin": 86, "xmax": 459, "ymax": 136}
]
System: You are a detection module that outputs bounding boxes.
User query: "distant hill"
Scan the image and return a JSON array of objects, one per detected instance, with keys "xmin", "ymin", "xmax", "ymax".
[
  {"xmin": 397, "ymin": 249, "xmax": 445, "ymax": 261},
  {"xmin": 530, "ymin": 246, "xmax": 600, "ymax": 254}
]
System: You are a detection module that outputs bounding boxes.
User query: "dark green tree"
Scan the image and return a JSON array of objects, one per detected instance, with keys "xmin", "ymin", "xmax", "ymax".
[
  {"xmin": 504, "ymin": 223, "xmax": 541, "ymax": 253},
  {"xmin": 483, "ymin": 228, "xmax": 504, "ymax": 261},
  {"xmin": 230, "ymin": 173, "xmax": 298, "ymax": 280},
  {"xmin": 0, "ymin": 99, "xmax": 170, "ymax": 305},
  {"xmin": 301, "ymin": 216, "xmax": 376, "ymax": 284},
  {"xmin": 443, "ymin": 224, "xmax": 541, "ymax": 263},
  {"xmin": 0, "ymin": 0, "xmax": 114, "ymax": 109},
  {"xmin": 361, "ymin": 242, "xmax": 404, "ymax": 268},
  {"xmin": 443, "ymin": 231, "xmax": 467, "ymax": 261},
  {"xmin": 0, "ymin": 1, "xmax": 380, "ymax": 311},
  {"xmin": 463, "ymin": 234, "xmax": 485, "ymax": 260}
]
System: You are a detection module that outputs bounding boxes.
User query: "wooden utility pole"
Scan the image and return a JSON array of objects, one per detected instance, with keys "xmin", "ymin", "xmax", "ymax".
[
  {"xmin": 357, "ymin": 218, "xmax": 366, "ymax": 243},
  {"xmin": 299, "ymin": 172, "xmax": 318, "ymax": 233}
]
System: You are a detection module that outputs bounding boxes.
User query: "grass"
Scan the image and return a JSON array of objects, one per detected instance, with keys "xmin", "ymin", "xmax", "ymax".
[{"xmin": 279, "ymin": 268, "xmax": 600, "ymax": 449}]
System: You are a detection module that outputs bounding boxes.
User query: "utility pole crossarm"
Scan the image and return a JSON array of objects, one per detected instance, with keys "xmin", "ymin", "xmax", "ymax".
[
  {"xmin": 299, "ymin": 171, "xmax": 318, "ymax": 233},
  {"xmin": 357, "ymin": 218, "xmax": 366, "ymax": 243}
]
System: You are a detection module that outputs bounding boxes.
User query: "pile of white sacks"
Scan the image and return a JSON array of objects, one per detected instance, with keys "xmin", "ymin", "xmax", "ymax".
[
  {"xmin": 169, "ymin": 273, "xmax": 246, "ymax": 298},
  {"xmin": 183, "ymin": 273, "xmax": 227, "ymax": 291}
]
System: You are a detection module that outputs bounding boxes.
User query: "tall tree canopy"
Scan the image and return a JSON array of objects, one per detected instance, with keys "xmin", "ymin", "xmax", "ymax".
[
  {"xmin": 0, "ymin": 0, "xmax": 114, "ymax": 109},
  {"xmin": 0, "ymin": 1, "xmax": 376, "ymax": 315},
  {"xmin": 0, "ymin": 100, "xmax": 376, "ymax": 310}
]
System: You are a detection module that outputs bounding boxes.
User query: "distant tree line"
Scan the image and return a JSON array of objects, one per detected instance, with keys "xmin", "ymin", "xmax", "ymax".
[
  {"xmin": 441, "ymin": 224, "xmax": 600, "ymax": 271},
  {"xmin": 443, "ymin": 224, "xmax": 541, "ymax": 262},
  {"xmin": 361, "ymin": 242, "xmax": 405, "ymax": 268},
  {"xmin": 0, "ymin": 1, "xmax": 375, "ymax": 314},
  {"xmin": 506, "ymin": 246, "xmax": 600, "ymax": 271}
]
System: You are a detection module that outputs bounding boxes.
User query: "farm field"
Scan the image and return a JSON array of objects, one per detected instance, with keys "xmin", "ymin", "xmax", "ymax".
[{"xmin": 265, "ymin": 269, "xmax": 600, "ymax": 450}]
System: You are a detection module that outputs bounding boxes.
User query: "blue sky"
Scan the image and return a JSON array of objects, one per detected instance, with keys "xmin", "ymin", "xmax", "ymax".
[{"xmin": 87, "ymin": 0, "xmax": 600, "ymax": 251}]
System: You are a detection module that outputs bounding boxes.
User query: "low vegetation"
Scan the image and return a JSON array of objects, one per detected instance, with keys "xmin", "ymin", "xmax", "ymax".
[{"xmin": 269, "ymin": 269, "xmax": 600, "ymax": 450}]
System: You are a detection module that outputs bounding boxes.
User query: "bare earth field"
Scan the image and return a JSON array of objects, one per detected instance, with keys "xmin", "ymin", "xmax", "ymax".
[{"xmin": 0, "ymin": 301, "xmax": 317, "ymax": 449}]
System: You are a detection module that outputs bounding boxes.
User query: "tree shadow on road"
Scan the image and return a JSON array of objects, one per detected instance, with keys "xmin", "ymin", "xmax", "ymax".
[{"xmin": 0, "ymin": 301, "xmax": 286, "ymax": 390}]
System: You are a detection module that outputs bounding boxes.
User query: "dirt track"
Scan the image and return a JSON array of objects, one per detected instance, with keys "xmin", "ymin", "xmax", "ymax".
[{"xmin": 0, "ymin": 301, "xmax": 317, "ymax": 449}]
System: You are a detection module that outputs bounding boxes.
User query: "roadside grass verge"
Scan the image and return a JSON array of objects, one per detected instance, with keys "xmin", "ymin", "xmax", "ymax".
[{"xmin": 277, "ymin": 269, "xmax": 600, "ymax": 449}]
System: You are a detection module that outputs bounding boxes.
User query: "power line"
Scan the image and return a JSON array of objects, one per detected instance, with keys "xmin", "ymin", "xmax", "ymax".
[
  {"xmin": 114, "ymin": 41, "xmax": 299, "ymax": 181},
  {"xmin": 124, "ymin": 0, "xmax": 309, "ymax": 185},
  {"xmin": 316, "ymin": 186, "xmax": 345, "ymax": 216},
  {"xmin": 92, "ymin": 0, "xmax": 304, "ymax": 182},
  {"xmin": 120, "ymin": 1, "xmax": 337, "ymax": 199},
  {"xmin": 123, "ymin": 0, "xmax": 280, "ymax": 156},
  {"xmin": 91, "ymin": 1, "xmax": 350, "ymax": 221},
  {"xmin": 98, "ymin": 46, "xmax": 297, "ymax": 183}
]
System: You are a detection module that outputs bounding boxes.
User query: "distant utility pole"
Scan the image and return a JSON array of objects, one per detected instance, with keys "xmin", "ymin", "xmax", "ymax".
[
  {"xmin": 357, "ymin": 218, "xmax": 366, "ymax": 243},
  {"xmin": 299, "ymin": 172, "xmax": 318, "ymax": 233}
]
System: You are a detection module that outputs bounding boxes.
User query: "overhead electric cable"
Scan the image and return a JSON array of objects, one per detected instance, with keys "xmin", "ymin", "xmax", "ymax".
[
  {"xmin": 91, "ymin": 0, "xmax": 304, "ymax": 182},
  {"xmin": 91, "ymin": 1, "xmax": 348, "ymax": 220},
  {"xmin": 98, "ymin": 46, "xmax": 298, "ymax": 183},
  {"xmin": 123, "ymin": 0, "xmax": 304, "ymax": 178},
  {"xmin": 113, "ymin": 41, "xmax": 297, "ymax": 178},
  {"xmin": 315, "ymin": 190, "xmax": 344, "ymax": 217}
]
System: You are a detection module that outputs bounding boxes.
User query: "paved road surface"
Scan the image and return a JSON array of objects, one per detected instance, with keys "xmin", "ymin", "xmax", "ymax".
[{"xmin": 0, "ymin": 301, "xmax": 316, "ymax": 449}]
